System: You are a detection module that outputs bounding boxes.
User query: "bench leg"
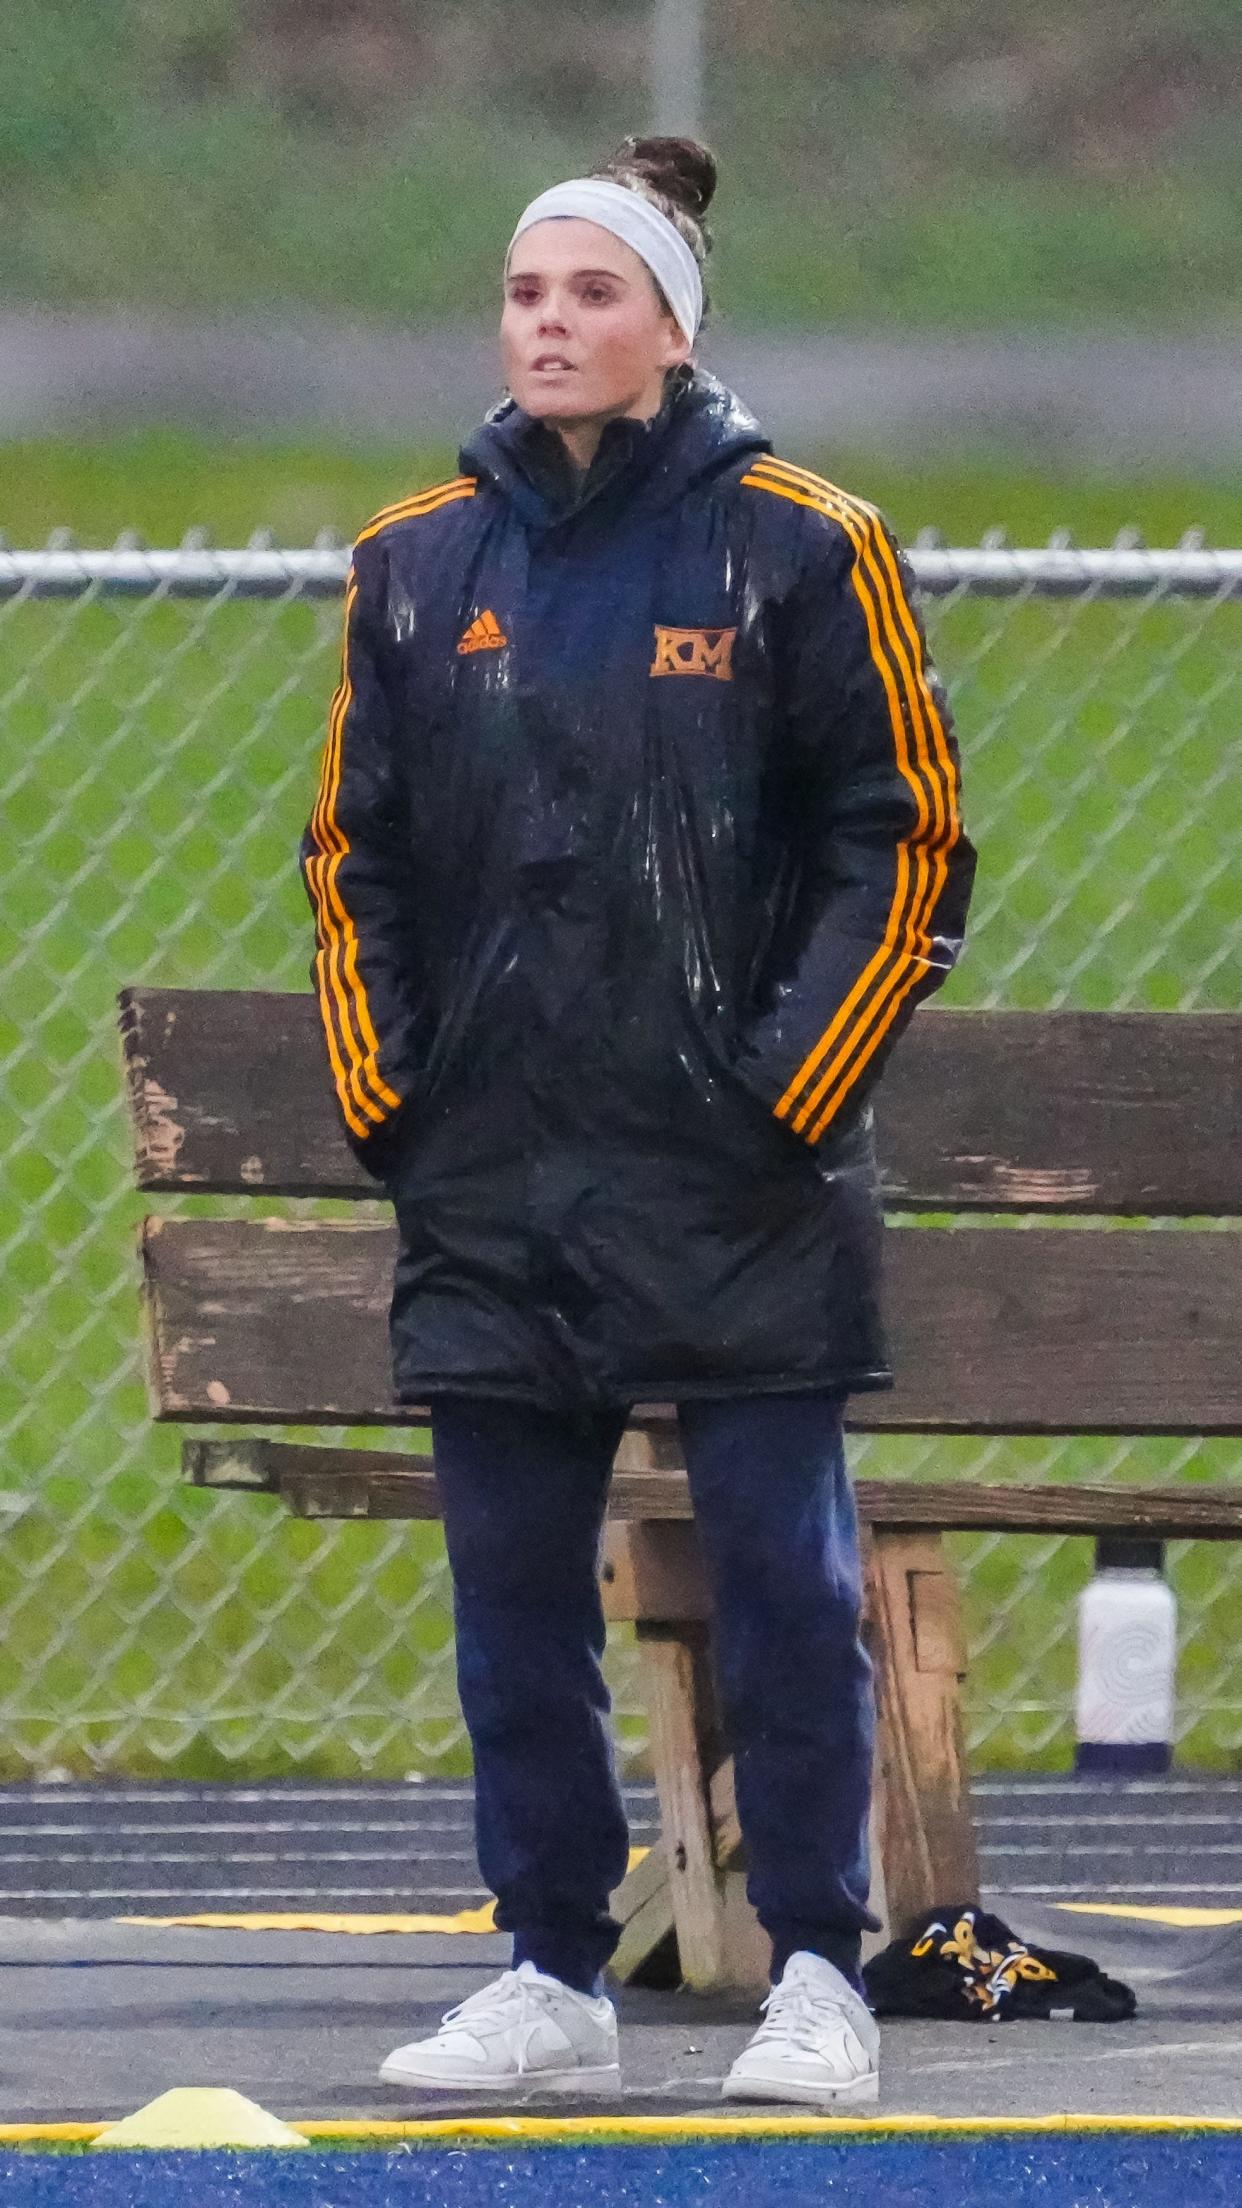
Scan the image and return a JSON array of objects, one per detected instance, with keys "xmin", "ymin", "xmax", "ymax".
[
  {"xmin": 637, "ymin": 1627, "xmax": 769, "ymax": 1994},
  {"xmin": 607, "ymin": 1621, "xmax": 767, "ymax": 1993},
  {"xmin": 615, "ymin": 1518, "xmax": 978, "ymax": 1984},
  {"xmin": 638, "ymin": 1628, "xmax": 725, "ymax": 1987},
  {"xmin": 863, "ymin": 1525, "xmax": 979, "ymax": 1931}
]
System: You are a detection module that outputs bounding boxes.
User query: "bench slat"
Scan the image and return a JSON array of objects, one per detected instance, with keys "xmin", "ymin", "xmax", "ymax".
[
  {"xmin": 144, "ymin": 1217, "xmax": 1242, "ymax": 1433},
  {"xmin": 185, "ymin": 1441, "xmax": 1242, "ymax": 1536},
  {"xmin": 119, "ymin": 990, "xmax": 1242, "ymax": 1215}
]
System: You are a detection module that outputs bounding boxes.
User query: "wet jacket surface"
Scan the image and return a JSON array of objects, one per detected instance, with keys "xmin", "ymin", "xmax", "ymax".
[{"xmin": 299, "ymin": 365, "xmax": 975, "ymax": 1412}]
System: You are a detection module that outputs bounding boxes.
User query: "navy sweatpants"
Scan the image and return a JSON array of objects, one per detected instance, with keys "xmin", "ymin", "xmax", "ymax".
[{"xmin": 429, "ymin": 1391, "xmax": 877, "ymax": 1996}]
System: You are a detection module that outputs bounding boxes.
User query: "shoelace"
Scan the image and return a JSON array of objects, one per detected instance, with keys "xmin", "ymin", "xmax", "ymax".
[
  {"xmin": 437, "ymin": 1970, "xmax": 549, "ymax": 2076},
  {"xmin": 750, "ymin": 1975, "xmax": 860, "ymax": 2057}
]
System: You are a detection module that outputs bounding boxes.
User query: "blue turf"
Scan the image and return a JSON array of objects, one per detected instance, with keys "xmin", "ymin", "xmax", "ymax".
[{"xmin": 4, "ymin": 2139, "xmax": 1241, "ymax": 2206}]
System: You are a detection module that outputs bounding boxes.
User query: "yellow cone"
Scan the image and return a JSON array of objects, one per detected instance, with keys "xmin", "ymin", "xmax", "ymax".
[{"xmin": 91, "ymin": 2088, "xmax": 309, "ymax": 2150}]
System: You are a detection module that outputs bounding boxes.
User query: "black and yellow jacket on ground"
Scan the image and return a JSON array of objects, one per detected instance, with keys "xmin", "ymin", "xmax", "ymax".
[{"xmin": 299, "ymin": 364, "xmax": 975, "ymax": 1411}]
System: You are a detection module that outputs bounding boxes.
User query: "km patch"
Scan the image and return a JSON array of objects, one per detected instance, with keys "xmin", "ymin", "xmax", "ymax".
[{"xmin": 650, "ymin": 624, "xmax": 737, "ymax": 681}]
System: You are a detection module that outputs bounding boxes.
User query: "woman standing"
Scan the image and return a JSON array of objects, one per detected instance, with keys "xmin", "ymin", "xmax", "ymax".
[{"xmin": 300, "ymin": 134, "xmax": 974, "ymax": 2106}]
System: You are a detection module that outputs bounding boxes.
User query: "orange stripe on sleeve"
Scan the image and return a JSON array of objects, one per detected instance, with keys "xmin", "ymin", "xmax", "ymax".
[
  {"xmin": 740, "ymin": 469, "xmax": 935, "ymax": 1113},
  {"xmin": 312, "ymin": 594, "xmax": 404, "ymax": 1115},
  {"xmin": 305, "ymin": 484, "xmax": 479, "ymax": 1135},
  {"xmin": 321, "ymin": 625, "xmax": 404, "ymax": 1116},
  {"xmin": 759, "ymin": 455, "xmax": 961, "ymax": 844},
  {"xmin": 355, "ymin": 479, "xmax": 475, "ymax": 546},
  {"xmin": 770, "ymin": 500, "xmax": 953, "ymax": 1135},
  {"xmin": 804, "ymin": 960, "xmax": 929, "ymax": 1141},
  {"xmin": 740, "ymin": 461, "xmax": 961, "ymax": 1137},
  {"xmin": 304, "ymin": 578, "xmax": 371, "ymax": 1130},
  {"xmin": 787, "ymin": 484, "xmax": 962, "ymax": 1135},
  {"xmin": 305, "ymin": 582, "xmax": 380, "ymax": 1131},
  {"xmin": 304, "ymin": 577, "xmax": 401, "ymax": 1130}
]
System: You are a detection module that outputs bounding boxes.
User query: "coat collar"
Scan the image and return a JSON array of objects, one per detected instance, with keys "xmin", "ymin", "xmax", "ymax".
[{"xmin": 458, "ymin": 364, "xmax": 772, "ymax": 530}]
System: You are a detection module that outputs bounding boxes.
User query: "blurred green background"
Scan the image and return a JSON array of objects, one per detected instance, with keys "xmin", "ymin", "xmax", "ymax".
[
  {"xmin": 4, "ymin": 491, "xmax": 1239, "ymax": 1779},
  {"xmin": 6, "ymin": 432, "xmax": 1242, "ymax": 550},
  {"xmin": 6, "ymin": 0, "xmax": 1241, "ymax": 329},
  {"xmin": 2, "ymin": 1, "xmax": 1240, "ymax": 1781}
]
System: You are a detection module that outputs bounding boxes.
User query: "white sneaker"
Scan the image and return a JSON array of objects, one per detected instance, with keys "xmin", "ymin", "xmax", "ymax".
[
  {"xmin": 721, "ymin": 1950, "xmax": 880, "ymax": 2108},
  {"xmin": 379, "ymin": 1961, "xmax": 621, "ymax": 2096}
]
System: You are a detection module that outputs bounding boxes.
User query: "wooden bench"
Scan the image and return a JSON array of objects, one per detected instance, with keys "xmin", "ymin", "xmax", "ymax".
[{"xmin": 118, "ymin": 989, "xmax": 1242, "ymax": 1991}]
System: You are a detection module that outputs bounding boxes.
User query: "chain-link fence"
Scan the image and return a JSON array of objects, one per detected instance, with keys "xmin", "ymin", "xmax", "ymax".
[{"xmin": 1, "ymin": 533, "xmax": 1239, "ymax": 1780}]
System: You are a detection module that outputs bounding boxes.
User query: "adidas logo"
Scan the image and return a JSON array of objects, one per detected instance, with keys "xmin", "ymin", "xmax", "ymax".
[{"xmin": 456, "ymin": 609, "xmax": 509, "ymax": 654}]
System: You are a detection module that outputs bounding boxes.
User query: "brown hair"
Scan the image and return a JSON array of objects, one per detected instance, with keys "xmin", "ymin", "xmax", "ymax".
[{"xmin": 590, "ymin": 134, "xmax": 717, "ymax": 330}]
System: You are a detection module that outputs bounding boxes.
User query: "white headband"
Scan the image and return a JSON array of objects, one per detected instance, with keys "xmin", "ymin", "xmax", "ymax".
[{"xmin": 506, "ymin": 176, "xmax": 703, "ymax": 346}]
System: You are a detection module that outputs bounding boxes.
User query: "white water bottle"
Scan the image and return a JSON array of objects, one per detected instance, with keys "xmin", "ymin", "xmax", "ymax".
[{"xmin": 1074, "ymin": 1537, "xmax": 1176, "ymax": 1775}]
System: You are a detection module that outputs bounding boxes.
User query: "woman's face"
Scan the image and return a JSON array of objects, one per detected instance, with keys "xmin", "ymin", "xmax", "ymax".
[{"xmin": 501, "ymin": 216, "xmax": 692, "ymax": 426}]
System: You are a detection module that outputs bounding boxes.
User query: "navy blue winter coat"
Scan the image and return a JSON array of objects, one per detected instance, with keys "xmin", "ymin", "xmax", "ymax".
[{"xmin": 299, "ymin": 363, "xmax": 974, "ymax": 1412}]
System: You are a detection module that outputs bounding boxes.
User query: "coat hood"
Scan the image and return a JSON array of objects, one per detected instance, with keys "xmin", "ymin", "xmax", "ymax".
[{"xmin": 458, "ymin": 363, "xmax": 772, "ymax": 529}]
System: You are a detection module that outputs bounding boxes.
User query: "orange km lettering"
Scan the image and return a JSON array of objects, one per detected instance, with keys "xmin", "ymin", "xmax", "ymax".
[{"xmin": 650, "ymin": 625, "xmax": 737, "ymax": 681}]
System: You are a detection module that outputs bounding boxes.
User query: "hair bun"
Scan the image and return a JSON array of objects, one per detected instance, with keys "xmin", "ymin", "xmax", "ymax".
[{"xmin": 606, "ymin": 134, "xmax": 717, "ymax": 221}]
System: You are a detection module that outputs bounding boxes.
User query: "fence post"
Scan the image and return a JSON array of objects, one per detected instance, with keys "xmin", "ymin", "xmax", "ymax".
[{"xmin": 650, "ymin": 0, "xmax": 706, "ymax": 138}]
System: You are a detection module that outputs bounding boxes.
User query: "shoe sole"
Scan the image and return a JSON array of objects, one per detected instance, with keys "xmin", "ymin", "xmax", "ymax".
[
  {"xmin": 721, "ymin": 2068, "xmax": 879, "ymax": 2109},
  {"xmin": 378, "ymin": 2059, "xmax": 622, "ymax": 2097}
]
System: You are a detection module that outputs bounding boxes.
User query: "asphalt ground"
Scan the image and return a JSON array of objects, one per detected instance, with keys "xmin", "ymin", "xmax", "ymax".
[
  {"xmin": 1, "ymin": 1907, "xmax": 1240, "ymax": 2125},
  {"xmin": 0, "ymin": 1777, "xmax": 1239, "ymax": 2127},
  {"xmin": 0, "ymin": 1782, "xmax": 661, "ymax": 1918},
  {"xmin": 0, "ymin": 1777, "xmax": 1238, "ymax": 1918}
]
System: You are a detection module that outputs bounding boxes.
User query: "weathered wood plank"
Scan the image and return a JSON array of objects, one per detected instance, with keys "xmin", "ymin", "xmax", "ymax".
[
  {"xmin": 601, "ymin": 1522, "xmax": 711, "ymax": 1618},
  {"xmin": 707, "ymin": 1757, "xmax": 744, "ymax": 1871},
  {"xmin": 636, "ymin": 1633, "xmax": 731, "ymax": 1990},
  {"xmin": 636, "ymin": 1608, "xmax": 768, "ymax": 1995},
  {"xmin": 146, "ymin": 1217, "xmax": 1242, "ymax": 1432},
  {"xmin": 185, "ymin": 1436, "xmax": 696, "ymax": 1521},
  {"xmin": 885, "ymin": 1226, "xmax": 1242, "ymax": 1431},
  {"xmin": 878, "ymin": 1008, "xmax": 1242, "ymax": 1215},
  {"xmin": 119, "ymin": 990, "xmax": 1242, "ymax": 1215},
  {"xmin": 119, "ymin": 988, "xmax": 365, "ymax": 1198},
  {"xmin": 187, "ymin": 1440, "xmax": 1242, "ymax": 1539},
  {"xmin": 716, "ymin": 1875, "xmax": 774, "ymax": 1993},
  {"xmin": 864, "ymin": 1527, "xmax": 980, "ymax": 1929},
  {"xmin": 857, "ymin": 1480, "xmax": 1242, "ymax": 1541},
  {"xmin": 608, "ymin": 1841, "xmax": 677, "ymax": 1986},
  {"xmin": 607, "ymin": 1814, "xmax": 766, "ymax": 1992}
]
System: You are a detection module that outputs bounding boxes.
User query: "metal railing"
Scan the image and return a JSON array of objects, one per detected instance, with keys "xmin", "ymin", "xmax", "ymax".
[{"xmin": 1, "ymin": 534, "xmax": 1238, "ymax": 1777}]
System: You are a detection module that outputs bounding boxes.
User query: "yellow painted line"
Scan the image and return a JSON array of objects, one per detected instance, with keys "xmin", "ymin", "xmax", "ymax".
[
  {"xmin": 292, "ymin": 2114, "xmax": 1242, "ymax": 2141},
  {"xmin": 5, "ymin": 2115, "xmax": 1242, "ymax": 2146},
  {"xmin": 118, "ymin": 1851, "xmax": 651, "ymax": 1936},
  {"xmin": 1055, "ymin": 1902, "xmax": 1242, "ymax": 1928},
  {"xmin": 115, "ymin": 1883, "xmax": 1237, "ymax": 1939},
  {"xmin": 118, "ymin": 1907, "xmax": 503, "ymax": 1935},
  {"xmin": 0, "ymin": 2126, "xmax": 103, "ymax": 2144}
]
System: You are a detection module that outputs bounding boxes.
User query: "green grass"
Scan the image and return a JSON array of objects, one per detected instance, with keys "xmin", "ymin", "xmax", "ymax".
[
  {"xmin": 6, "ymin": 431, "xmax": 1242, "ymax": 552},
  {"xmin": 1, "ymin": 435, "xmax": 1240, "ymax": 1779},
  {"xmin": 6, "ymin": 5, "xmax": 1242, "ymax": 333}
]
